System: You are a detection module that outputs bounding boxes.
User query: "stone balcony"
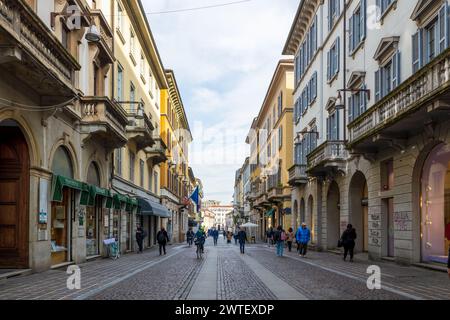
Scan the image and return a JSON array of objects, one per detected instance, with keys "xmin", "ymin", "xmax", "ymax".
[
  {"xmin": 79, "ymin": 97, "xmax": 128, "ymax": 149},
  {"xmin": 307, "ymin": 141, "xmax": 348, "ymax": 176},
  {"xmin": 288, "ymin": 164, "xmax": 308, "ymax": 186},
  {"xmin": 0, "ymin": 0, "xmax": 80, "ymax": 100},
  {"xmin": 125, "ymin": 106, "xmax": 155, "ymax": 151},
  {"xmin": 267, "ymin": 187, "xmax": 286, "ymax": 202},
  {"xmin": 348, "ymin": 48, "xmax": 450, "ymax": 154},
  {"xmin": 144, "ymin": 137, "xmax": 168, "ymax": 165}
]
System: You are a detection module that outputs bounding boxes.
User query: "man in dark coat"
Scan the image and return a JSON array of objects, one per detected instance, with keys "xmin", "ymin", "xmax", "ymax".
[
  {"xmin": 156, "ymin": 227, "xmax": 170, "ymax": 256},
  {"xmin": 237, "ymin": 227, "xmax": 247, "ymax": 254},
  {"xmin": 136, "ymin": 224, "xmax": 144, "ymax": 253},
  {"xmin": 341, "ymin": 224, "xmax": 357, "ymax": 262}
]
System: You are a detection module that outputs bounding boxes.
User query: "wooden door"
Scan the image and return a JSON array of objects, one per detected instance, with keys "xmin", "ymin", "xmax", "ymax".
[{"xmin": 0, "ymin": 126, "xmax": 29, "ymax": 268}]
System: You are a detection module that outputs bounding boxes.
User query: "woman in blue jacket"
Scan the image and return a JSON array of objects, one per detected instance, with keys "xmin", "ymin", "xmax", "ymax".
[{"xmin": 296, "ymin": 223, "xmax": 311, "ymax": 257}]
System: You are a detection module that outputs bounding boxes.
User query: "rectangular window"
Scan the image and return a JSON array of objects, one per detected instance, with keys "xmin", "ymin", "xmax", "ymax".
[
  {"xmin": 130, "ymin": 82, "xmax": 135, "ymax": 110},
  {"xmin": 129, "ymin": 151, "xmax": 135, "ymax": 182},
  {"xmin": 148, "ymin": 168, "xmax": 153, "ymax": 192},
  {"xmin": 329, "ymin": 0, "xmax": 340, "ymax": 30},
  {"xmin": 115, "ymin": 148, "xmax": 122, "ymax": 176},
  {"xmin": 348, "ymin": 85, "xmax": 367, "ymax": 123},
  {"xmin": 117, "ymin": 2, "xmax": 123, "ymax": 32},
  {"xmin": 154, "ymin": 172, "xmax": 158, "ymax": 194},
  {"xmin": 140, "ymin": 160, "xmax": 144, "ymax": 187},
  {"xmin": 140, "ymin": 53, "xmax": 145, "ymax": 76},
  {"xmin": 327, "ymin": 38, "xmax": 340, "ymax": 81},
  {"xmin": 278, "ymin": 92, "xmax": 283, "ymax": 117},
  {"xmin": 117, "ymin": 65, "xmax": 123, "ymax": 101},
  {"xmin": 327, "ymin": 111, "xmax": 340, "ymax": 141},
  {"xmin": 130, "ymin": 31, "xmax": 135, "ymax": 56},
  {"xmin": 377, "ymin": 0, "xmax": 393, "ymax": 17},
  {"xmin": 278, "ymin": 126, "xmax": 283, "ymax": 149},
  {"xmin": 375, "ymin": 51, "xmax": 400, "ymax": 102},
  {"xmin": 308, "ymin": 72, "xmax": 317, "ymax": 104},
  {"xmin": 349, "ymin": 0, "xmax": 366, "ymax": 53}
]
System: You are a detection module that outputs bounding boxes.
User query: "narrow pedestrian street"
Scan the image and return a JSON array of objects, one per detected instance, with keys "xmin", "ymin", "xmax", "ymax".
[{"xmin": 0, "ymin": 238, "xmax": 447, "ymax": 300}]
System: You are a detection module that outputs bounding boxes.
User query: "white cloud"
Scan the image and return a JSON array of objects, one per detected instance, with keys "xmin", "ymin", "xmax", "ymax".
[{"xmin": 144, "ymin": 0, "xmax": 299, "ymax": 203}]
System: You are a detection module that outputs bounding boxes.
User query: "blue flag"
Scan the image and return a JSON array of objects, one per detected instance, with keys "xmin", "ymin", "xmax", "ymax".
[{"xmin": 189, "ymin": 186, "xmax": 200, "ymax": 211}]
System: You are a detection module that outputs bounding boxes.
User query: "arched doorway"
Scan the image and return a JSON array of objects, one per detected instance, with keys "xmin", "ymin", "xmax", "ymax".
[
  {"xmin": 0, "ymin": 120, "xmax": 30, "ymax": 268},
  {"xmin": 349, "ymin": 171, "xmax": 369, "ymax": 252},
  {"xmin": 308, "ymin": 195, "xmax": 315, "ymax": 244},
  {"xmin": 327, "ymin": 181, "xmax": 340, "ymax": 249},
  {"xmin": 420, "ymin": 143, "xmax": 450, "ymax": 264},
  {"xmin": 51, "ymin": 146, "xmax": 74, "ymax": 265},
  {"xmin": 299, "ymin": 198, "xmax": 306, "ymax": 225},
  {"xmin": 293, "ymin": 200, "xmax": 298, "ymax": 230},
  {"xmin": 86, "ymin": 162, "xmax": 102, "ymax": 256}
]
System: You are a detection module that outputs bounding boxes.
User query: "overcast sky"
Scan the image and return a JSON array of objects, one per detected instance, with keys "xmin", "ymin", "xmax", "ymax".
[{"xmin": 143, "ymin": 0, "xmax": 299, "ymax": 204}]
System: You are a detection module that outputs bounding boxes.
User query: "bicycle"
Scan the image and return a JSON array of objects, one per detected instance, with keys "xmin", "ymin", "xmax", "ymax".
[{"xmin": 194, "ymin": 239, "xmax": 204, "ymax": 259}]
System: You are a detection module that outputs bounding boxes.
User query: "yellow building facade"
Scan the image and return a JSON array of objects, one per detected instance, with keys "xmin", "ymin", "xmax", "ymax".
[
  {"xmin": 247, "ymin": 59, "xmax": 294, "ymax": 237},
  {"xmin": 160, "ymin": 70, "xmax": 193, "ymax": 243}
]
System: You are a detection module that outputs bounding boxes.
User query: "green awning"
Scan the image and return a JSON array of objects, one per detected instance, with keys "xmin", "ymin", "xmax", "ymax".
[
  {"xmin": 87, "ymin": 185, "xmax": 112, "ymax": 207},
  {"xmin": 113, "ymin": 193, "xmax": 128, "ymax": 210},
  {"xmin": 265, "ymin": 208, "xmax": 275, "ymax": 217},
  {"xmin": 52, "ymin": 175, "xmax": 90, "ymax": 205}
]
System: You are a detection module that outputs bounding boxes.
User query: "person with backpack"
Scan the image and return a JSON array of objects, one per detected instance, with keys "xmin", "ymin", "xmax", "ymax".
[
  {"xmin": 340, "ymin": 224, "xmax": 357, "ymax": 262},
  {"xmin": 194, "ymin": 227, "xmax": 206, "ymax": 255},
  {"xmin": 136, "ymin": 224, "xmax": 144, "ymax": 253},
  {"xmin": 296, "ymin": 223, "xmax": 311, "ymax": 257},
  {"xmin": 156, "ymin": 227, "xmax": 169, "ymax": 256},
  {"xmin": 186, "ymin": 228, "xmax": 194, "ymax": 247},
  {"xmin": 274, "ymin": 226, "xmax": 286, "ymax": 257}
]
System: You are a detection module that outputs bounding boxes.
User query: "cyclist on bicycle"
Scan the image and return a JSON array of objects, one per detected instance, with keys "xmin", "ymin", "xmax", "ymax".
[{"xmin": 194, "ymin": 226, "xmax": 206, "ymax": 255}]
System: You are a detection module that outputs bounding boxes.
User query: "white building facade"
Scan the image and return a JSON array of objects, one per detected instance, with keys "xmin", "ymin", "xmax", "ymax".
[{"xmin": 285, "ymin": 0, "xmax": 450, "ymax": 266}]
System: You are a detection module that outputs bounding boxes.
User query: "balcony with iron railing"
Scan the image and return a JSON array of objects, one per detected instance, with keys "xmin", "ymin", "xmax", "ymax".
[
  {"xmin": 123, "ymin": 103, "xmax": 155, "ymax": 151},
  {"xmin": 348, "ymin": 48, "xmax": 450, "ymax": 152},
  {"xmin": 307, "ymin": 141, "xmax": 348, "ymax": 176},
  {"xmin": 79, "ymin": 96, "xmax": 128, "ymax": 149},
  {"xmin": 0, "ymin": 0, "xmax": 80, "ymax": 99},
  {"xmin": 288, "ymin": 164, "xmax": 308, "ymax": 186}
]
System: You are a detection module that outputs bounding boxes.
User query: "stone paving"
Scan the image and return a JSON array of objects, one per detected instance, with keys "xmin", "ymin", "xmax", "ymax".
[{"xmin": 0, "ymin": 238, "xmax": 448, "ymax": 300}]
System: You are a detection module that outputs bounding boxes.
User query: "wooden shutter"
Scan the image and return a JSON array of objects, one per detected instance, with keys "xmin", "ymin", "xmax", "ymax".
[
  {"xmin": 327, "ymin": 50, "xmax": 331, "ymax": 80},
  {"xmin": 335, "ymin": 37, "xmax": 340, "ymax": 74},
  {"xmin": 349, "ymin": 15, "xmax": 354, "ymax": 53},
  {"xmin": 348, "ymin": 96, "xmax": 353, "ymax": 123},
  {"xmin": 375, "ymin": 70, "xmax": 381, "ymax": 102},
  {"xmin": 376, "ymin": 0, "xmax": 381, "ymax": 21}
]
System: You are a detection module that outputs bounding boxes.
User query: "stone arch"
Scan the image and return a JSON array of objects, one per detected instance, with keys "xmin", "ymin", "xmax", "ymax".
[
  {"xmin": 412, "ymin": 139, "xmax": 450, "ymax": 263},
  {"xmin": 84, "ymin": 152, "xmax": 107, "ymax": 187},
  {"xmin": 348, "ymin": 171, "xmax": 369, "ymax": 252},
  {"xmin": 0, "ymin": 113, "xmax": 39, "ymax": 167},
  {"xmin": 86, "ymin": 161, "xmax": 101, "ymax": 186},
  {"xmin": 327, "ymin": 180, "xmax": 340, "ymax": 249},
  {"xmin": 299, "ymin": 198, "xmax": 306, "ymax": 226},
  {"xmin": 49, "ymin": 138, "xmax": 80, "ymax": 180},
  {"xmin": 293, "ymin": 200, "xmax": 298, "ymax": 231}
]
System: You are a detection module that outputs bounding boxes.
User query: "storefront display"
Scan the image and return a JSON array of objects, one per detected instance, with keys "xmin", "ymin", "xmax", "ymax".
[
  {"xmin": 50, "ymin": 188, "xmax": 71, "ymax": 266},
  {"xmin": 421, "ymin": 143, "xmax": 450, "ymax": 264}
]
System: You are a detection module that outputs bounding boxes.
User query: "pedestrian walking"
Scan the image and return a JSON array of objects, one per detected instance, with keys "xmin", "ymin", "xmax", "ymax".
[
  {"xmin": 136, "ymin": 224, "xmax": 144, "ymax": 253},
  {"xmin": 213, "ymin": 228, "xmax": 219, "ymax": 246},
  {"xmin": 266, "ymin": 227, "xmax": 274, "ymax": 247},
  {"xmin": 226, "ymin": 231, "xmax": 233, "ymax": 244},
  {"xmin": 234, "ymin": 228, "xmax": 239, "ymax": 245},
  {"xmin": 296, "ymin": 223, "xmax": 311, "ymax": 257},
  {"xmin": 156, "ymin": 227, "xmax": 170, "ymax": 256},
  {"xmin": 286, "ymin": 227, "xmax": 295, "ymax": 252},
  {"xmin": 186, "ymin": 228, "xmax": 194, "ymax": 247},
  {"xmin": 340, "ymin": 224, "xmax": 357, "ymax": 262},
  {"xmin": 274, "ymin": 226, "xmax": 286, "ymax": 257},
  {"xmin": 237, "ymin": 227, "xmax": 247, "ymax": 254},
  {"xmin": 223, "ymin": 229, "xmax": 227, "ymax": 241}
]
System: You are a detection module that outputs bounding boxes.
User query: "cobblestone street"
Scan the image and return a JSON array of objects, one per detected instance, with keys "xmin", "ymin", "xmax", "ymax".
[{"xmin": 0, "ymin": 238, "xmax": 448, "ymax": 300}]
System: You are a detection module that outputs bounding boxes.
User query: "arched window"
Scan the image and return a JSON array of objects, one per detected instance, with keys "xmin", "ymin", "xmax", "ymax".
[
  {"xmin": 87, "ymin": 162, "xmax": 101, "ymax": 186},
  {"xmin": 51, "ymin": 146, "xmax": 73, "ymax": 178}
]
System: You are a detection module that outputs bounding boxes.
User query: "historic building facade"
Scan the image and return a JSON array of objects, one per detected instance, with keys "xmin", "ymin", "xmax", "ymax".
[
  {"xmin": 0, "ymin": 0, "xmax": 200, "ymax": 272},
  {"xmin": 246, "ymin": 59, "xmax": 294, "ymax": 240},
  {"xmin": 285, "ymin": 0, "xmax": 450, "ymax": 266}
]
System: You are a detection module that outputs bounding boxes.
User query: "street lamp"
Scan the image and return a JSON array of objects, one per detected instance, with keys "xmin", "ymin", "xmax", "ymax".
[
  {"xmin": 335, "ymin": 88, "xmax": 371, "ymax": 110},
  {"xmin": 50, "ymin": 11, "xmax": 101, "ymax": 43}
]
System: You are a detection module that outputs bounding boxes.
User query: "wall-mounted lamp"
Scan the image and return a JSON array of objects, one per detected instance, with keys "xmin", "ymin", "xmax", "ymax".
[
  {"xmin": 335, "ymin": 88, "xmax": 371, "ymax": 110},
  {"xmin": 50, "ymin": 11, "xmax": 101, "ymax": 43}
]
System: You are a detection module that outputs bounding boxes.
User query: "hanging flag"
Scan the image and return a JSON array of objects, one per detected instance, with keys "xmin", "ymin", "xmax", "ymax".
[{"xmin": 189, "ymin": 186, "xmax": 200, "ymax": 212}]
